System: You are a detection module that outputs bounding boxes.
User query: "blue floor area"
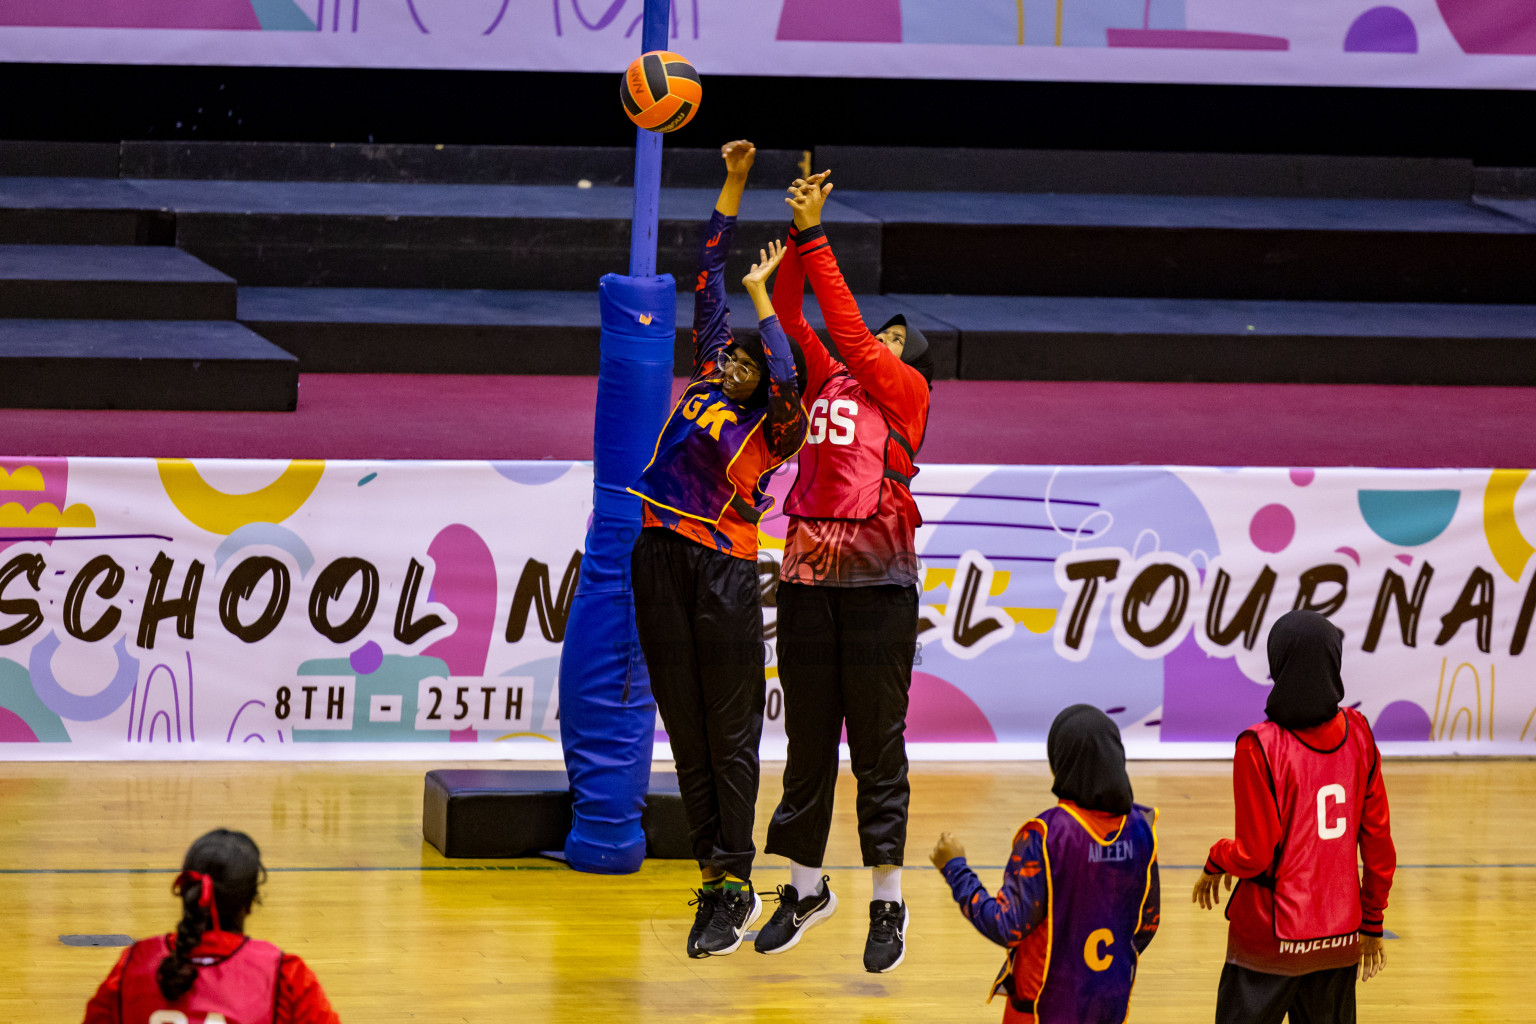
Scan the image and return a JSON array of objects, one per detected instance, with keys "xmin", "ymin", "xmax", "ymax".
[
  {"xmin": 0, "ymin": 319, "xmax": 294, "ymax": 360},
  {"xmin": 1478, "ymin": 197, "xmax": 1536, "ymax": 228},
  {"xmin": 3, "ymin": 177, "xmax": 1528, "ymax": 236},
  {"xmin": 0, "ymin": 177, "xmax": 876, "ymax": 225},
  {"xmin": 239, "ymin": 287, "xmax": 952, "ymax": 334},
  {"xmin": 0, "ymin": 244, "xmax": 231, "ymax": 282}
]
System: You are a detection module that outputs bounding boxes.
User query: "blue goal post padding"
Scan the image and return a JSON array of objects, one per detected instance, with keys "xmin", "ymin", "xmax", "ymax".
[{"xmin": 558, "ymin": 271, "xmax": 675, "ymax": 874}]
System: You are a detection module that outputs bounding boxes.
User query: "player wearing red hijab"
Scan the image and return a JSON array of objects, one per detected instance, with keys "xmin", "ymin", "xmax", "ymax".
[{"xmin": 1194, "ymin": 610, "xmax": 1396, "ymax": 1024}]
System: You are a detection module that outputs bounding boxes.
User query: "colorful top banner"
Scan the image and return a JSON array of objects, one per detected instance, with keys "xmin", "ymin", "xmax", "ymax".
[
  {"xmin": 0, "ymin": 456, "xmax": 1531, "ymax": 760},
  {"xmin": 0, "ymin": 0, "xmax": 1531, "ymax": 90}
]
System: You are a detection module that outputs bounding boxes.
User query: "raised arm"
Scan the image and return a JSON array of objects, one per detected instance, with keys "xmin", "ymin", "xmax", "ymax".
[
  {"xmin": 692, "ymin": 140, "xmax": 755, "ymax": 378},
  {"xmin": 788, "ymin": 177, "xmax": 928, "ymax": 417},
  {"xmin": 932, "ymin": 828, "xmax": 1048, "ymax": 948},
  {"xmin": 773, "ymin": 173, "xmax": 838, "ymax": 401},
  {"xmin": 744, "ymin": 240, "xmax": 809, "ymax": 459}
]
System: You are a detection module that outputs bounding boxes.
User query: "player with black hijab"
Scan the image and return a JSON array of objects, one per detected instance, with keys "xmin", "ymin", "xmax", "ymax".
[
  {"xmin": 1195, "ymin": 609, "xmax": 1397, "ymax": 1024},
  {"xmin": 931, "ymin": 705, "xmax": 1161, "ymax": 1023}
]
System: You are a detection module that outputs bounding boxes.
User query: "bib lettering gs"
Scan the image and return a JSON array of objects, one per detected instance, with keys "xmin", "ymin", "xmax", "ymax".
[{"xmin": 786, "ymin": 372, "xmax": 910, "ymax": 522}]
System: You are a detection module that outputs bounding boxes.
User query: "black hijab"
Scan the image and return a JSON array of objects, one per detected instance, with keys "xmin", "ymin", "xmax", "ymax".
[
  {"xmin": 1265, "ymin": 609, "xmax": 1345, "ymax": 729},
  {"xmin": 728, "ymin": 332, "xmax": 807, "ymax": 408},
  {"xmin": 872, "ymin": 313, "xmax": 934, "ymax": 388},
  {"xmin": 1047, "ymin": 704, "xmax": 1134, "ymax": 815}
]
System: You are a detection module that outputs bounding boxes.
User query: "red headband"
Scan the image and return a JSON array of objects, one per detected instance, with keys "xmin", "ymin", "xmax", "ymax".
[{"xmin": 173, "ymin": 870, "xmax": 222, "ymax": 932}]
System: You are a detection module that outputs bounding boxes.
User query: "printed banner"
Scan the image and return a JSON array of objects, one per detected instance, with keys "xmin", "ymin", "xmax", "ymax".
[
  {"xmin": 0, "ymin": 1, "xmax": 1532, "ymax": 90},
  {"xmin": 0, "ymin": 457, "xmax": 1533, "ymax": 760}
]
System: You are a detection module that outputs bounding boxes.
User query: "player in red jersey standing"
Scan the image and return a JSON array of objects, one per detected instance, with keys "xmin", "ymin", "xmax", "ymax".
[
  {"xmin": 1194, "ymin": 609, "xmax": 1396, "ymax": 1023},
  {"xmin": 82, "ymin": 829, "xmax": 340, "ymax": 1024},
  {"xmin": 754, "ymin": 171, "xmax": 932, "ymax": 973}
]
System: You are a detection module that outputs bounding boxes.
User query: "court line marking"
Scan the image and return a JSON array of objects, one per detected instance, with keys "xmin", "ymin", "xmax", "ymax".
[{"xmin": 1, "ymin": 863, "xmax": 1532, "ymax": 875}]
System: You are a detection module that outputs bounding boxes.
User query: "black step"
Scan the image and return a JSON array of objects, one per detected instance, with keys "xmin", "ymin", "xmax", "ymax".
[
  {"xmin": 143, "ymin": 179, "xmax": 880, "ymax": 292},
  {"xmin": 0, "ymin": 319, "xmax": 297, "ymax": 410},
  {"xmin": 0, "ymin": 245, "xmax": 234, "ymax": 319},
  {"xmin": 0, "ymin": 177, "xmax": 170, "ymax": 245},
  {"xmin": 816, "ymin": 146, "xmax": 1474, "ymax": 198},
  {"xmin": 239, "ymin": 287, "xmax": 956, "ymax": 379},
  {"xmin": 121, "ymin": 140, "xmax": 809, "ymax": 188},
  {"xmin": 422, "ymin": 768, "xmax": 687, "ymax": 860},
  {"xmin": 834, "ymin": 191, "xmax": 1536, "ymax": 303},
  {"xmin": 895, "ymin": 294, "xmax": 1536, "ymax": 384}
]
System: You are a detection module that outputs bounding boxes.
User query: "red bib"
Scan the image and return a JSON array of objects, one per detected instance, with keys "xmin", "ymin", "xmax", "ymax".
[
  {"xmin": 785, "ymin": 372, "xmax": 917, "ymax": 521},
  {"xmin": 1250, "ymin": 709, "xmax": 1374, "ymax": 940},
  {"xmin": 119, "ymin": 934, "xmax": 282, "ymax": 1024}
]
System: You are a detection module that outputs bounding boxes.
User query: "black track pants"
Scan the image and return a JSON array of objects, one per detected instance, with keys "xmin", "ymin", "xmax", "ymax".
[
  {"xmin": 1215, "ymin": 964, "xmax": 1357, "ymax": 1024},
  {"xmin": 631, "ymin": 528, "xmax": 765, "ymax": 882},
  {"xmin": 765, "ymin": 581, "xmax": 917, "ymax": 868}
]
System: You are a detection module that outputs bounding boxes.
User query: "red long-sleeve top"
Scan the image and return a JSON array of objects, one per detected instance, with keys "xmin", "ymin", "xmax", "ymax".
[
  {"xmin": 1205, "ymin": 711, "xmax": 1395, "ymax": 937},
  {"xmin": 82, "ymin": 930, "xmax": 340, "ymax": 1024},
  {"xmin": 771, "ymin": 223, "xmax": 930, "ymax": 587}
]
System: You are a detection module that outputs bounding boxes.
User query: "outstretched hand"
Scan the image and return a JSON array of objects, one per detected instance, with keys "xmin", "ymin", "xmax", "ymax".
[
  {"xmin": 1192, "ymin": 871, "xmax": 1233, "ymax": 910},
  {"xmin": 722, "ymin": 139, "xmax": 756, "ymax": 176},
  {"xmin": 930, "ymin": 831, "xmax": 965, "ymax": 869},
  {"xmin": 742, "ymin": 239, "xmax": 786, "ymax": 294},
  {"xmin": 785, "ymin": 170, "xmax": 833, "ymax": 230}
]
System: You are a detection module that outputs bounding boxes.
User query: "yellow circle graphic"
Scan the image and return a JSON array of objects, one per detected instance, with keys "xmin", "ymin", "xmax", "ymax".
[{"xmin": 157, "ymin": 459, "xmax": 325, "ymax": 535}]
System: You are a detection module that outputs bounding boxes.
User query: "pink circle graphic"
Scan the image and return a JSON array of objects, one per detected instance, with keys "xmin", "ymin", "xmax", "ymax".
[
  {"xmin": 1289, "ymin": 468, "xmax": 1316, "ymax": 487},
  {"xmin": 1249, "ymin": 504, "xmax": 1296, "ymax": 553}
]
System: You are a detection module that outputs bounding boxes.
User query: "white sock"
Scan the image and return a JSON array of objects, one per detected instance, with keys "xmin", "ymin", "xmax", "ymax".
[
  {"xmin": 872, "ymin": 865, "xmax": 902, "ymax": 904},
  {"xmin": 790, "ymin": 861, "xmax": 824, "ymax": 897}
]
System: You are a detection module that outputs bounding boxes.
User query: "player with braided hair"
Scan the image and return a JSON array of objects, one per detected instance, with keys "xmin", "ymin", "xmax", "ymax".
[{"xmin": 83, "ymin": 828, "xmax": 339, "ymax": 1024}]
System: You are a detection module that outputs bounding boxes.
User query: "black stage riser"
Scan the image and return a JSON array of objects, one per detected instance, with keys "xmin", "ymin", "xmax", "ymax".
[
  {"xmin": 0, "ymin": 320, "xmax": 296, "ymax": 410},
  {"xmin": 0, "ymin": 280, "xmax": 232, "ymax": 320},
  {"xmin": 182, "ymin": 217, "xmax": 882, "ymax": 293},
  {"xmin": 120, "ymin": 142, "xmax": 811, "ymax": 188},
  {"xmin": 883, "ymin": 226, "xmax": 1536, "ymax": 304},
  {"xmin": 817, "ymin": 147, "xmax": 1478, "ymax": 199},
  {"xmin": 960, "ymin": 333, "xmax": 1536, "ymax": 385},
  {"xmin": 0, "ymin": 358, "xmax": 296, "ymax": 410},
  {"xmin": 0, "ymin": 209, "xmax": 171, "ymax": 246}
]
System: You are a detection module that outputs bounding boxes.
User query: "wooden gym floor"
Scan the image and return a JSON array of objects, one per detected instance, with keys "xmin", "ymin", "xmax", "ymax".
[{"xmin": 3, "ymin": 758, "xmax": 1532, "ymax": 1023}]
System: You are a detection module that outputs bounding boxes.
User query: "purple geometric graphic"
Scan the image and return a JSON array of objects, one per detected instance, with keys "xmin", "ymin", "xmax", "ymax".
[
  {"xmin": 1159, "ymin": 634, "xmax": 1269, "ymax": 742},
  {"xmin": 1290, "ymin": 468, "xmax": 1316, "ymax": 487},
  {"xmin": 350, "ymin": 641, "xmax": 385, "ymax": 675},
  {"xmin": 777, "ymin": 0, "xmax": 900, "ymax": 42},
  {"xmin": 1345, "ymin": 7, "xmax": 1418, "ymax": 52},
  {"xmin": 1374, "ymin": 699, "xmax": 1433, "ymax": 740},
  {"xmin": 1436, "ymin": 0, "xmax": 1536, "ymax": 54}
]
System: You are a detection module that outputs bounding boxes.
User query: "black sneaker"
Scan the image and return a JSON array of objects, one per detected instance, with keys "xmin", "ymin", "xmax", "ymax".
[
  {"xmin": 686, "ymin": 887, "xmax": 722, "ymax": 958},
  {"xmin": 696, "ymin": 884, "xmax": 762, "ymax": 956},
  {"xmin": 864, "ymin": 900, "xmax": 908, "ymax": 973},
  {"xmin": 754, "ymin": 877, "xmax": 839, "ymax": 954}
]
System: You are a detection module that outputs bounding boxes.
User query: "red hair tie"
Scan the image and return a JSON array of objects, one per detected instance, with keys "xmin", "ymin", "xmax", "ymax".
[{"xmin": 174, "ymin": 870, "xmax": 222, "ymax": 932}]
